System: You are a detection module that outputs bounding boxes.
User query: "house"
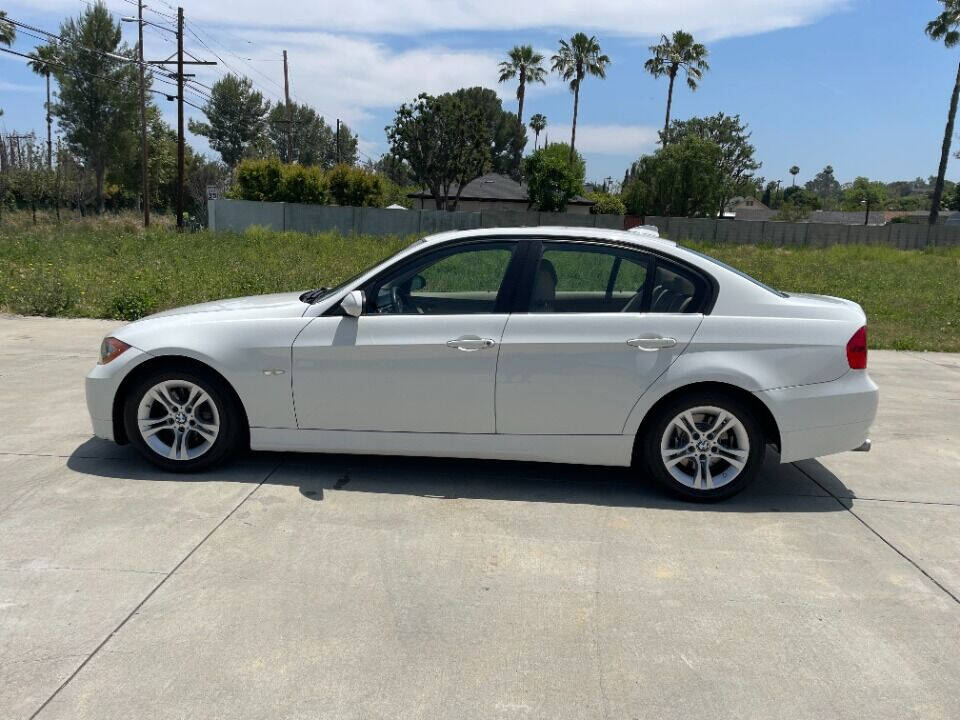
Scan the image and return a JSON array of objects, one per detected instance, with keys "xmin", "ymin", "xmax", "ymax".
[
  {"xmin": 407, "ymin": 173, "xmax": 595, "ymax": 215},
  {"xmin": 723, "ymin": 196, "xmax": 770, "ymax": 218}
]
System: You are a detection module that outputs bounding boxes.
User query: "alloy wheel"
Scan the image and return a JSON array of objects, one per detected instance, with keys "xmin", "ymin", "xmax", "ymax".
[
  {"xmin": 659, "ymin": 405, "xmax": 750, "ymax": 490},
  {"xmin": 136, "ymin": 379, "xmax": 221, "ymax": 461}
]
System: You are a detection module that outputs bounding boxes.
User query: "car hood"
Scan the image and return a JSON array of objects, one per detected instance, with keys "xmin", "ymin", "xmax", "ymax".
[{"xmin": 144, "ymin": 291, "xmax": 307, "ymax": 319}]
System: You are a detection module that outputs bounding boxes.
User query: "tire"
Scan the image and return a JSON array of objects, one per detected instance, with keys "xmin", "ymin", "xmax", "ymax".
[
  {"xmin": 123, "ymin": 367, "xmax": 242, "ymax": 472},
  {"xmin": 639, "ymin": 391, "xmax": 765, "ymax": 502}
]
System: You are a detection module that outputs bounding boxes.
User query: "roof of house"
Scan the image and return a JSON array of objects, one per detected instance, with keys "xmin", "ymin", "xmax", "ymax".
[
  {"xmin": 407, "ymin": 173, "xmax": 594, "ymax": 205},
  {"xmin": 725, "ymin": 196, "xmax": 769, "ymax": 210}
]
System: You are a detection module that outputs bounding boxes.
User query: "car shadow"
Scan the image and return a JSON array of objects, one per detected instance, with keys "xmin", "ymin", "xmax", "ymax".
[{"xmin": 67, "ymin": 438, "xmax": 852, "ymax": 513}]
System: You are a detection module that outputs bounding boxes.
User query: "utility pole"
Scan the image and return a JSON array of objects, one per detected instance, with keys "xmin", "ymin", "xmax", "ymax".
[
  {"xmin": 136, "ymin": 7, "xmax": 216, "ymax": 231},
  {"xmin": 44, "ymin": 73, "xmax": 52, "ymax": 169},
  {"xmin": 137, "ymin": 0, "xmax": 149, "ymax": 227},
  {"xmin": 336, "ymin": 118, "xmax": 340, "ymax": 164},
  {"xmin": 282, "ymin": 50, "xmax": 292, "ymax": 162},
  {"xmin": 176, "ymin": 6, "xmax": 184, "ymax": 229}
]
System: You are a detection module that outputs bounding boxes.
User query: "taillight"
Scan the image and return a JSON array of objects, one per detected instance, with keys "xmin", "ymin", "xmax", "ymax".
[
  {"xmin": 846, "ymin": 326, "xmax": 867, "ymax": 369},
  {"xmin": 99, "ymin": 337, "xmax": 131, "ymax": 365}
]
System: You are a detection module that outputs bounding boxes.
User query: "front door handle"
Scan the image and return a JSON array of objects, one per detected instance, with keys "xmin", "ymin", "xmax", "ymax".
[
  {"xmin": 626, "ymin": 336, "xmax": 677, "ymax": 351},
  {"xmin": 446, "ymin": 335, "xmax": 497, "ymax": 351}
]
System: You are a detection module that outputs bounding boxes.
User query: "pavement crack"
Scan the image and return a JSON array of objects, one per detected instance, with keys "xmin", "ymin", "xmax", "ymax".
[
  {"xmin": 26, "ymin": 458, "xmax": 285, "ymax": 720},
  {"xmin": 793, "ymin": 463, "xmax": 960, "ymax": 606}
]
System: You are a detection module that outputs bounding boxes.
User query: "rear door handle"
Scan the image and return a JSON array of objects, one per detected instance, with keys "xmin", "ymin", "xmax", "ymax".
[
  {"xmin": 446, "ymin": 335, "xmax": 496, "ymax": 351},
  {"xmin": 626, "ymin": 336, "xmax": 677, "ymax": 351}
]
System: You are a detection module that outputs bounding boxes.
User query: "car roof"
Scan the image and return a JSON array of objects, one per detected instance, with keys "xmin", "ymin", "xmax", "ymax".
[{"xmin": 418, "ymin": 226, "xmax": 678, "ymax": 251}]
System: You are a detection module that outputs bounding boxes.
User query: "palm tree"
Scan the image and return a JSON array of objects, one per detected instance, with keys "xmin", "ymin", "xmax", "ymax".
[
  {"xmin": 498, "ymin": 45, "xmax": 547, "ymax": 127},
  {"xmin": 28, "ymin": 46, "xmax": 58, "ymax": 169},
  {"xmin": 551, "ymin": 33, "xmax": 610, "ymax": 159},
  {"xmin": 0, "ymin": 11, "xmax": 15, "ymax": 119},
  {"xmin": 0, "ymin": 11, "xmax": 15, "ymax": 46},
  {"xmin": 927, "ymin": 1, "xmax": 960, "ymax": 224},
  {"xmin": 644, "ymin": 30, "xmax": 710, "ymax": 145},
  {"xmin": 789, "ymin": 165, "xmax": 800, "ymax": 186},
  {"xmin": 529, "ymin": 113, "xmax": 547, "ymax": 150}
]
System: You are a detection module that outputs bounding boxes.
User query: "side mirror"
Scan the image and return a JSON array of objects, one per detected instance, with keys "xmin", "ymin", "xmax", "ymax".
[{"xmin": 340, "ymin": 290, "xmax": 364, "ymax": 318}]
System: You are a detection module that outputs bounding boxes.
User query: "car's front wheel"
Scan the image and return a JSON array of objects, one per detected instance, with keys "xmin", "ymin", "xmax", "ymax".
[
  {"xmin": 123, "ymin": 368, "xmax": 241, "ymax": 472},
  {"xmin": 640, "ymin": 392, "xmax": 765, "ymax": 501}
]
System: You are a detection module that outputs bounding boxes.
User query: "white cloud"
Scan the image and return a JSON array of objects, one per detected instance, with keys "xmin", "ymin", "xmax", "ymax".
[
  {"xmin": 218, "ymin": 31, "xmax": 504, "ymax": 126},
  {"xmin": 13, "ymin": 0, "xmax": 848, "ymax": 40},
  {"xmin": 549, "ymin": 124, "xmax": 659, "ymax": 155},
  {"xmin": 0, "ymin": 80, "xmax": 41, "ymax": 93}
]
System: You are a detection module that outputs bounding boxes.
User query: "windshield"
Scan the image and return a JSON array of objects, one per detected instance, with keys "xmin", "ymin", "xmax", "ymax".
[{"xmin": 683, "ymin": 247, "xmax": 788, "ymax": 298}]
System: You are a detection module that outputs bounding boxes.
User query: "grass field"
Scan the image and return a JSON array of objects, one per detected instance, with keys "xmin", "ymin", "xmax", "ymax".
[{"xmin": 1, "ymin": 212, "xmax": 958, "ymax": 351}]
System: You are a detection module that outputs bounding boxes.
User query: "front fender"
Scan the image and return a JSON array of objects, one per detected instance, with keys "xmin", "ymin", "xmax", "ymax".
[{"xmin": 113, "ymin": 315, "xmax": 311, "ymax": 429}]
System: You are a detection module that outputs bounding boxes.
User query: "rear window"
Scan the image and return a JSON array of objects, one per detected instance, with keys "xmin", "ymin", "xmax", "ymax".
[{"xmin": 683, "ymin": 247, "xmax": 787, "ymax": 298}]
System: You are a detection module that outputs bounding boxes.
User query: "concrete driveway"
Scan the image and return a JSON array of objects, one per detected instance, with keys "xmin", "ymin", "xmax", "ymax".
[{"xmin": 1, "ymin": 315, "xmax": 958, "ymax": 720}]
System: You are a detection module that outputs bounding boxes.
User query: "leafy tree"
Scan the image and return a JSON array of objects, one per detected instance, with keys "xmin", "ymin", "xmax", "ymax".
[
  {"xmin": 644, "ymin": 30, "xmax": 710, "ymax": 145},
  {"xmin": 551, "ymin": 33, "xmax": 610, "ymax": 159},
  {"xmin": 374, "ymin": 152, "xmax": 412, "ymax": 185},
  {"xmin": 452, "ymin": 87, "xmax": 524, "ymax": 177},
  {"xmin": 523, "ymin": 142, "xmax": 585, "ymax": 212},
  {"xmin": 805, "ymin": 165, "xmax": 841, "ymax": 208},
  {"xmin": 587, "ymin": 191, "xmax": 625, "ymax": 215},
  {"xmin": 927, "ymin": 1, "xmax": 960, "ymax": 223},
  {"xmin": 189, "ymin": 74, "xmax": 271, "ymax": 168},
  {"xmin": 186, "ymin": 154, "xmax": 228, "ymax": 224},
  {"xmin": 789, "ymin": 165, "xmax": 800, "ymax": 185},
  {"xmin": 528, "ymin": 113, "xmax": 547, "ymax": 150},
  {"xmin": 623, "ymin": 135, "xmax": 725, "ymax": 217},
  {"xmin": 664, "ymin": 112, "xmax": 760, "ymax": 215},
  {"xmin": 386, "ymin": 92, "xmax": 488, "ymax": 211},
  {"xmin": 114, "ymin": 105, "xmax": 178, "ymax": 211},
  {"xmin": 782, "ymin": 185, "xmax": 821, "ymax": 210},
  {"xmin": 946, "ymin": 181, "xmax": 960, "ymax": 210},
  {"xmin": 840, "ymin": 177, "xmax": 888, "ymax": 211},
  {"xmin": 41, "ymin": 4, "xmax": 139, "ymax": 212},
  {"xmin": 266, "ymin": 103, "xmax": 357, "ymax": 167},
  {"xmin": 497, "ymin": 45, "xmax": 547, "ymax": 127}
]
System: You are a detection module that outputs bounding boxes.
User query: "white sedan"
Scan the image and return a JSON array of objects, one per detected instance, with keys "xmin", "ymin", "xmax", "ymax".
[{"xmin": 86, "ymin": 226, "xmax": 878, "ymax": 501}]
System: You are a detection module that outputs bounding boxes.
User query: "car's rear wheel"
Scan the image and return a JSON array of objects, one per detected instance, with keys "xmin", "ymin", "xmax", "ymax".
[
  {"xmin": 123, "ymin": 368, "xmax": 241, "ymax": 472},
  {"xmin": 640, "ymin": 392, "xmax": 765, "ymax": 501}
]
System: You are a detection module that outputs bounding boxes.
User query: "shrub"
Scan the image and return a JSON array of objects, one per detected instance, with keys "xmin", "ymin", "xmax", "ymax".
[
  {"xmin": 233, "ymin": 158, "xmax": 284, "ymax": 202},
  {"xmin": 326, "ymin": 164, "xmax": 384, "ymax": 207},
  {"xmin": 588, "ymin": 191, "xmax": 626, "ymax": 215},
  {"xmin": 279, "ymin": 164, "xmax": 328, "ymax": 205},
  {"xmin": 106, "ymin": 288, "xmax": 159, "ymax": 321}
]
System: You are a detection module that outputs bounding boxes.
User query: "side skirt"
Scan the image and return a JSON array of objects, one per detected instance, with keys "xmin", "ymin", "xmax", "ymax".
[{"xmin": 250, "ymin": 428, "xmax": 634, "ymax": 467}]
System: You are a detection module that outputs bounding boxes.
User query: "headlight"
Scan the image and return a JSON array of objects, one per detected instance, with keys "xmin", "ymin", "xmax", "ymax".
[{"xmin": 99, "ymin": 337, "xmax": 131, "ymax": 365}]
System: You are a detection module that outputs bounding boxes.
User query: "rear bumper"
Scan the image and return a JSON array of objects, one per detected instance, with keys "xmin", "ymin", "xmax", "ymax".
[{"xmin": 755, "ymin": 370, "xmax": 878, "ymax": 463}]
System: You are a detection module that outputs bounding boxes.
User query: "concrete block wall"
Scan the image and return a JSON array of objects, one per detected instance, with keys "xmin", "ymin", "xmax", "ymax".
[{"xmin": 209, "ymin": 199, "xmax": 960, "ymax": 247}]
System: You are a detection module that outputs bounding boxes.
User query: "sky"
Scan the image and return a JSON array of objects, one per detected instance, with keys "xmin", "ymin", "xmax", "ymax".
[{"xmin": 1, "ymin": 0, "xmax": 959, "ymax": 188}]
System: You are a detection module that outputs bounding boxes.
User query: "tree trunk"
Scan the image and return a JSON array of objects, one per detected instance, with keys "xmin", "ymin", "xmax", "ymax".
[
  {"xmin": 930, "ymin": 60, "xmax": 960, "ymax": 225},
  {"xmin": 570, "ymin": 80, "xmax": 580, "ymax": 160},
  {"xmin": 95, "ymin": 167, "xmax": 105, "ymax": 214},
  {"xmin": 662, "ymin": 70, "xmax": 676, "ymax": 146},
  {"xmin": 518, "ymin": 77, "xmax": 525, "ymax": 126}
]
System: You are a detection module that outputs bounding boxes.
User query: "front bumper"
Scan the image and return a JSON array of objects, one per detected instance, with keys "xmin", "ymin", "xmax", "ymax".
[
  {"xmin": 85, "ymin": 347, "xmax": 149, "ymax": 442},
  {"xmin": 755, "ymin": 370, "xmax": 878, "ymax": 463}
]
